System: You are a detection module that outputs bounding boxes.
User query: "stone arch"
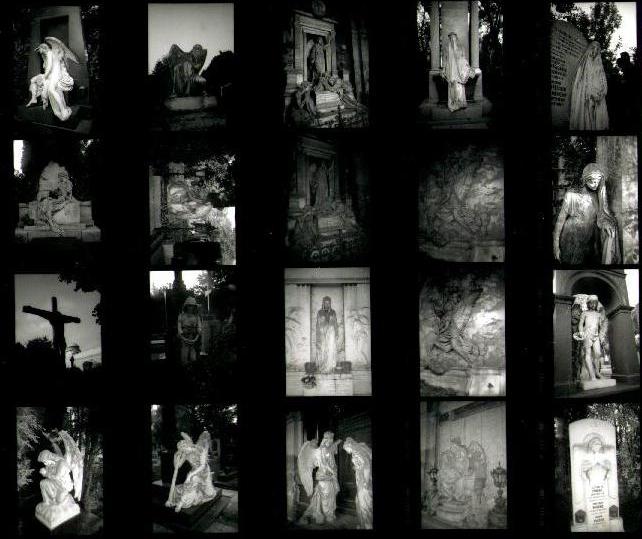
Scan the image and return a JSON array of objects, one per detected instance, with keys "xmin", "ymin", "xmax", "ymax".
[{"xmin": 556, "ymin": 270, "xmax": 629, "ymax": 314}]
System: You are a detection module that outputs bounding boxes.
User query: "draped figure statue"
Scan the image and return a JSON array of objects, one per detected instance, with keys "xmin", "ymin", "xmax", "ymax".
[
  {"xmin": 569, "ymin": 41, "xmax": 609, "ymax": 130},
  {"xmin": 316, "ymin": 296, "xmax": 338, "ymax": 373},
  {"xmin": 441, "ymin": 33, "xmax": 480, "ymax": 112},
  {"xmin": 343, "ymin": 437, "xmax": 373, "ymax": 530}
]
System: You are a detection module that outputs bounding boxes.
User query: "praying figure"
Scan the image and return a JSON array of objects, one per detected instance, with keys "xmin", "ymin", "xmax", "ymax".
[
  {"xmin": 569, "ymin": 41, "xmax": 609, "ymax": 130},
  {"xmin": 343, "ymin": 437, "xmax": 373, "ymax": 530},
  {"xmin": 26, "ymin": 37, "xmax": 79, "ymax": 122},
  {"xmin": 441, "ymin": 32, "xmax": 480, "ymax": 112},
  {"xmin": 316, "ymin": 296, "xmax": 338, "ymax": 373}
]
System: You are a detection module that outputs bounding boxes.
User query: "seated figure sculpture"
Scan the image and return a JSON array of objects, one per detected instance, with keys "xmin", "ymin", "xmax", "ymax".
[
  {"xmin": 165, "ymin": 431, "xmax": 218, "ymax": 512},
  {"xmin": 165, "ymin": 44, "xmax": 208, "ymax": 97}
]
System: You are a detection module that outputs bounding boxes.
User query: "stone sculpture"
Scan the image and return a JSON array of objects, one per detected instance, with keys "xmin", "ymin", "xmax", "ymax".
[
  {"xmin": 441, "ymin": 32, "xmax": 481, "ymax": 112},
  {"xmin": 35, "ymin": 431, "xmax": 84, "ymax": 530},
  {"xmin": 165, "ymin": 431, "xmax": 217, "ymax": 512},
  {"xmin": 570, "ymin": 41, "xmax": 609, "ymax": 130},
  {"xmin": 297, "ymin": 431, "xmax": 341, "ymax": 525},
  {"xmin": 343, "ymin": 437, "xmax": 373, "ymax": 530},
  {"xmin": 316, "ymin": 296, "xmax": 339, "ymax": 373},
  {"xmin": 26, "ymin": 36, "xmax": 79, "ymax": 121},
  {"xmin": 554, "ymin": 163, "xmax": 620, "ymax": 265},
  {"xmin": 177, "ymin": 297, "xmax": 202, "ymax": 365},
  {"xmin": 165, "ymin": 44, "xmax": 208, "ymax": 97}
]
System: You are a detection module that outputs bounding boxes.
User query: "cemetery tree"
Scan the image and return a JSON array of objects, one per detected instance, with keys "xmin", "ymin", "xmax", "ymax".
[{"xmin": 16, "ymin": 407, "xmax": 44, "ymax": 491}]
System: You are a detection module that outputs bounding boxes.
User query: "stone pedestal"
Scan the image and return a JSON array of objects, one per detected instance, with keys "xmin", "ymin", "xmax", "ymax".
[
  {"xmin": 163, "ymin": 96, "xmax": 218, "ymax": 111},
  {"xmin": 435, "ymin": 501, "xmax": 467, "ymax": 525},
  {"xmin": 580, "ymin": 378, "xmax": 617, "ymax": 391},
  {"xmin": 16, "ymin": 200, "xmax": 100, "ymax": 242},
  {"xmin": 35, "ymin": 498, "xmax": 81, "ymax": 530}
]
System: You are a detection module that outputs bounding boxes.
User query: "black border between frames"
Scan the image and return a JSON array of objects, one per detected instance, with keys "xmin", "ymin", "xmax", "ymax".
[{"xmin": 0, "ymin": 1, "xmax": 639, "ymax": 539}]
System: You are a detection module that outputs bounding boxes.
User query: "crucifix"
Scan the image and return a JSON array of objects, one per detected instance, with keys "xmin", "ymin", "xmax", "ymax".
[{"xmin": 23, "ymin": 296, "xmax": 81, "ymax": 369}]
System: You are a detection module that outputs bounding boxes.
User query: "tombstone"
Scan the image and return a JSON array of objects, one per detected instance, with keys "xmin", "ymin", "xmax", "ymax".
[
  {"xmin": 418, "ymin": 1, "xmax": 491, "ymax": 127},
  {"xmin": 550, "ymin": 20, "xmax": 588, "ymax": 129},
  {"xmin": 568, "ymin": 418, "xmax": 624, "ymax": 532}
]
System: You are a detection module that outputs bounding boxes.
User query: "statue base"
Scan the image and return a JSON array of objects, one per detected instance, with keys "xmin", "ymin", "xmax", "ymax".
[
  {"xmin": 422, "ymin": 239, "xmax": 505, "ymax": 263},
  {"xmin": 17, "ymin": 104, "xmax": 93, "ymax": 135},
  {"xmin": 163, "ymin": 96, "xmax": 218, "ymax": 112},
  {"xmin": 421, "ymin": 369, "xmax": 469, "ymax": 396},
  {"xmin": 287, "ymin": 369, "xmax": 371, "ymax": 396},
  {"xmin": 467, "ymin": 368, "xmax": 506, "ymax": 396},
  {"xmin": 435, "ymin": 502, "xmax": 467, "ymax": 525},
  {"xmin": 487, "ymin": 507, "xmax": 507, "ymax": 528},
  {"xmin": 580, "ymin": 378, "xmax": 617, "ymax": 391},
  {"xmin": 35, "ymin": 499, "xmax": 81, "ymax": 530},
  {"xmin": 571, "ymin": 516, "xmax": 623, "ymax": 532},
  {"xmin": 16, "ymin": 224, "xmax": 101, "ymax": 242}
]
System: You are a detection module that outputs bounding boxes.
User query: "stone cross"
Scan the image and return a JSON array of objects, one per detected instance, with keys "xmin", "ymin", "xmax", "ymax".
[{"xmin": 23, "ymin": 296, "xmax": 81, "ymax": 369}]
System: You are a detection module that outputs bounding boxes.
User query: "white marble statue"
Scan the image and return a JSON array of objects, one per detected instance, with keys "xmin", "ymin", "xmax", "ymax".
[
  {"xmin": 26, "ymin": 37, "xmax": 79, "ymax": 122},
  {"xmin": 343, "ymin": 437, "xmax": 373, "ymax": 529},
  {"xmin": 165, "ymin": 431, "xmax": 217, "ymax": 512},
  {"xmin": 570, "ymin": 41, "xmax": 609, "ymax": 130},
  {"xmin": 33, "ymin": 162, "xmax": 79, "ymax": 235},
  {"xmin": 441, "ymin": 32, "xmax": 481, "ymax": 112},
  {"xmin": 573, "ymin": 295, "xmax": 609, "ymax": 382},
  {"xmin": 297, "ymin": 431, "xmax": 341, "ymax": 525},
  {"xmin": 316, "ymin": 296, "xmax": 339, "ymax": 373},
  {"xmin": 35, "ymin": 431, "xmax": 84, "ymax": 530}
]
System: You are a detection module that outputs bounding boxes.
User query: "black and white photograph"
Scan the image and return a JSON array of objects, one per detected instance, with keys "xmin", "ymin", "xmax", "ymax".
[
  {"xmin": 552, "ymin": 135, "xmax": 638, "ymax": 265},
  {"xmin": 420, "ymin": 400, "xmax": 507, "ymax": 529},
  {"xmin": 149, "ymin": 135, "xmax": 236, "ymax": 267},
  {"xmin": 13, "ymin": 138, "xmax": 103, "ymax": 245},
  {"xmin": 16, "ymin": 406, "xmax": 104, "ymax": 535},
  {"xmin": 418, "ymin": 136, "xmax": 504, "ymax": 262},
  {"xmin": 12, "ymin": 272, "xmax": 103, "ymax": 393},
  {"xmin": 149, "ymin": 269, "xmax": 237, "ymax": 399},
  {"xmin": 416, "ymin": 1, "xmax": 504, "ymax": 128},
  {"xmin": 147, "ymin": 3, "xmax": 235, "ymax": 131},
  {"xmin": 285, "ymin": 267, "xmax": 371, "ymax": 397},
  {"xmin": 281, "ymin": 0, "xmax": 370, "ymax": 128},
  {"xmin": 150, "ymin": 403, "xmax": 239, "ymax": 533},
  {"xmin": 550, "ymin": 2, "xmax": 639, "ymax": 131},
  {"xmin": 286, "ymin": 400, "xmax": 373, "ymax": 530},
  {"xmin": 11, "ymin": 4, "xmax": 104, "ymax": 136},
  {"xmin": 553, "ymin": 269, "xmax": 639, "ymax": 397},
  {"xmin": 419, "ymin": 264, "xmax": 506, "ymax": 397},
  {"xmin": 286, "ymin": 134, "xmax": 371, "ymax": 266},
  {"xmin": 553, "ymin": 402, "xmax": 640, "ymax": 532}
]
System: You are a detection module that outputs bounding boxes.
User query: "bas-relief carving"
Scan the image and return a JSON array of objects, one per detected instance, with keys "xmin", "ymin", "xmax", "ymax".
[
  {"xmin": 35, "ymin": 431, "xmax": 84, "ymax": 530},
  {"xmin": 27, "ymin": 37, "xmax": 79, "ymax": 122},
  {"xmin": 165, "ymin": 431, "xmax": 218, "ymax": 512},
  {"xmin": 419, "ymin": 144, "xmax": 504, "ymax": 262},
  {"xmin": 420, "ymin": 270, "xmax": 505, "ymax": 396}
]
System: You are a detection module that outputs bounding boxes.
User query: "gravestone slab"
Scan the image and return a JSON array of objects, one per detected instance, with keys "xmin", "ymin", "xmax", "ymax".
[
  {"xmin": 551, "ymin": 20, "xmax": 588, "ymax": 128},
  {"xmin": 569, "ymin": 418, "xmax": 624, "ymax": 532}
]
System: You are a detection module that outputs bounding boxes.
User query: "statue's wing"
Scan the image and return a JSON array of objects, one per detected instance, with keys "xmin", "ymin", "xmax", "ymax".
[
  {"xmin": 196, "ymin": 431, "xmax": 212, "ymax": 452},
  {"xmin": 167, "ymin": 44, "xmax": 187, "ymax": 65},
  {"xmin": 180, "ymin": 431, "xmax": 194, "ymax": 444},
  {"xmin": 297, "ymin": 440, "xmax": 319, "ymax": 497},
  {"xmin": 59, "ymin": 431, "xmax": 84, "ymax": 500},
  {"xmin": 453, "ymin": 287, "xmax": 483, "ymax": 333},
  {"xmin": 44, "ymin": 36, "xmax": 79, "ymax": 64}
]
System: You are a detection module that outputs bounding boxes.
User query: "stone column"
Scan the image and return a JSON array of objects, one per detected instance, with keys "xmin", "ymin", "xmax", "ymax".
[
  {"xmin": 286, "ymin": 412, "xmax": 303, "ymax": 521},
  {"xmin": 350, "ymin": 19, "xmax": 363, "ymax": 100},
  {"xmin": 554, "ymin": 295, "xmax": 575, "ymax": 396},
  {"xmin": 428, "ymin": 2, "xmax": 440, "ymax": 105},
  {"xmin": 608, "ymin": 305, "xmax": 640, "ymax": 383},
  {"xmin": 470, "ymin": 1, "xmax": 480, "ymax": 69}
]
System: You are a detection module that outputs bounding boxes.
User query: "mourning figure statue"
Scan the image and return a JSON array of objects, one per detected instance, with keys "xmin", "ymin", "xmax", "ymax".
[
  {"xmin": 35, "ymin": 431, "xmax": 84, "ymax": 530},
  {"xmin": 343, "ymin": 437, "xmax": 373, "ymax": 529},
  {"xmin": 316, "ymin": 296, "xmax": 339, "ymax": 373},
  {"xmin": 165, "ymin": 44, "xmax": 208, "ymax": 97},
  {"xmin": 570, "ymin": 41, "xmax": 609, "ymax": 130},
  {"xmin": 553, "ymin": 163, "xmax": 620, "ymax": 264},
  {"xmin": 26, "ymin": 37, "xmax": 79, "ymax": 121},
  {"xmin": 177, "ymin": 296, "xmax": 202, "ymax": 365},
  {"xmin": 307, "ymin": 35, "xmax": 332, "ymax": 87},
  {"xmin": 165, "ymin": 431, "xmax": 217, "ymax": 512},
  {"xmin": 441, "ymin": 33, "xmax": 480, "ymax": 112},
  {"xmin": 297, "ymin": 431, "xmax": 341, "ymax": 525}
]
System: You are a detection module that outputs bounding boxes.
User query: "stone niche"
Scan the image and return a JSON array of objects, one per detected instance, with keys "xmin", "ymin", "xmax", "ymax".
[
  {"xmin": 550, "ymin": 20, "xmax": 588, "ymax": 129},
  {"xmin": 421, "ymin": 401, "xmax": 507, "ymax": 529},
  {"xmin": 420, "ymin": 266, "xmax": 506, "ymax": 397},
  {"xmin": 569, "ymin": 418, "xmax": 624, "ymax": 532},
  {"xmin": 554, "ymin": 270, "xmax": 640, "ymax": 397},
  {"xmin": 285, "ymin": 267, "xmax": 371, "ymax": 396},
  {"xmin": 287, "ymin": 135, "xmax": 369, "ymax": 265},
  {"xmin": 418, "ymin": 139, "xmax": 504, "ymax": 262},
  {"xmin": 418, "ymin": 1, "xmax": 491, "ymax": 127}
]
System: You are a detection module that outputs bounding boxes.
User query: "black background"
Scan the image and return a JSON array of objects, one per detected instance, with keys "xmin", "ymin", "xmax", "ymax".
[{"xmin": 0, "ymin": 0, "xmax": 640, "ymax": 537}]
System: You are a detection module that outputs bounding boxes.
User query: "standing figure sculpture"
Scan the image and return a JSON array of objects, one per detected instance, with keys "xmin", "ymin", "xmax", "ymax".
[
  {"xmin": 165, "ymin": 44, "xmax": 208, "ymax": 97},
  {"xmin": 343, "ymin": 437, "xmax": 373, "ymax": 529},
  {"xmin": 316, "ymin": 296, "xmax": 339, "ymax": 373},
  {"xmin": 570, "ymin": 41, "xmax": 609, "ymax": 130},
  {"xmin": 35, "ymin": 431, "xmax": 84, "ymax": 530},
  {"xmin": 307, "ymin": 35, "xmax": 332, "ymax": 88},
  {"xmin": 26, "ymin": 37, "xmax": 79, "ymax": 122},
  {"xmin": 297, "ymin": 431, "xmax": 342, "ymax": 525},
  {"xmin": 165, "ymin": 431, "xmax": 217, "ymax": 512},
  {"xmin": 574, "ymin": 295, "xmax": 609, "ymax": 382},
  {"xmin": 177, "ymin": 297, "xmax": 202, "ymax": 365},
  {"xmin": 441, "ymin": 33, "xmax": 480, "ymax": 112},
  {"xmin": 553, "ymin": 163, "xmax": 620, "ymax": 264}
]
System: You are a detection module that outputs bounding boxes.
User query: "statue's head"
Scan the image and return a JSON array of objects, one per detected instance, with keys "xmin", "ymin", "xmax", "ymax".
[
  {"xmin": 587, "ymin": 435, "xmax": 604, "ymax": 453},
  {"xmin": 35, "ymin": 43, "xmax": 49, "ymax": 55},
  {"xmin": 37, "ymin": 449, "xmax": 59, "ymax": 465},
  {"xmin": 343, "ymin": 436, "xmax": 354, "ymax": 454},
  {"xmin": 321, "ymin": 430, "xmax": 334, "ymax": 446},
  {"xmin": 182, "ymin": 296, "xmax": 198, "ymax": 314},
  {"xmin": 587, "ymin": 295, "xmax": 599, "ymax": 311},
  {"xmin": 322, "ymin": 296, "xmax": 332, "ymax": 310},
  {"xmin": 581, "ymin": 163, "xmax": 604, "ymax": 192},
  {"xmin": 587, "ymin": 41, "xmax": 602, "ymax": 59}
]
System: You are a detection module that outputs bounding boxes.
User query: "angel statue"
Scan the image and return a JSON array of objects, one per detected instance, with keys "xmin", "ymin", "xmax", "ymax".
[
  {"xmin": 297, "ymin": 431, "xmax": 342, "ymax": 526},
  {"xmin": 26, "ymin": 37, "xmax": 79, "ymax": 122},
  {"xmin": 343, "ymin": 437, "xmax": 373, "ymax": 529},
  {"xmin": 165, "ymin": 431, "xmax": 217, "ymax": 512},
  {"xmin": 35, "ymin": 431, "xmax": 84, "ymax": 530}
]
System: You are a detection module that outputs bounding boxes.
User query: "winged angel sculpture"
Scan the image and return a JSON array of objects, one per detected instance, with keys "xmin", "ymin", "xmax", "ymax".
[
  {"xmin": 165, "ymin": 431, "xmax": 217, "ymax": 512},
  {"xmin": 35, "ymin": 430, "xmax": 84, "ymax": 530},
  {"xmin": 423, "ymin": 278, "xmax": 484, "ymax": 375},
  {"xmin": 297, "ymin": 431, "xmax": 341, "ymax": 525},
  {"xmin": 27, "ymin": 36, "xmax": 79, "ymax": 121}
]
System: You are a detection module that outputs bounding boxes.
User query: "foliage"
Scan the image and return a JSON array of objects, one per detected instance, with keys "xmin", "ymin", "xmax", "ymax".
[
  {"xmin": 16, "ymin": 408, "xmax": 44, "ymax": 490},
  {"xmin": 552, "ymin": 136, "xmax": 596, "ymax": 188},
  {"xmin": 58, "ymin": 263, "xmax": 103, "ymax": 325},
  {"xmin": 479, "ymin": 0, "xmax": 504, "ymax": 107}
]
